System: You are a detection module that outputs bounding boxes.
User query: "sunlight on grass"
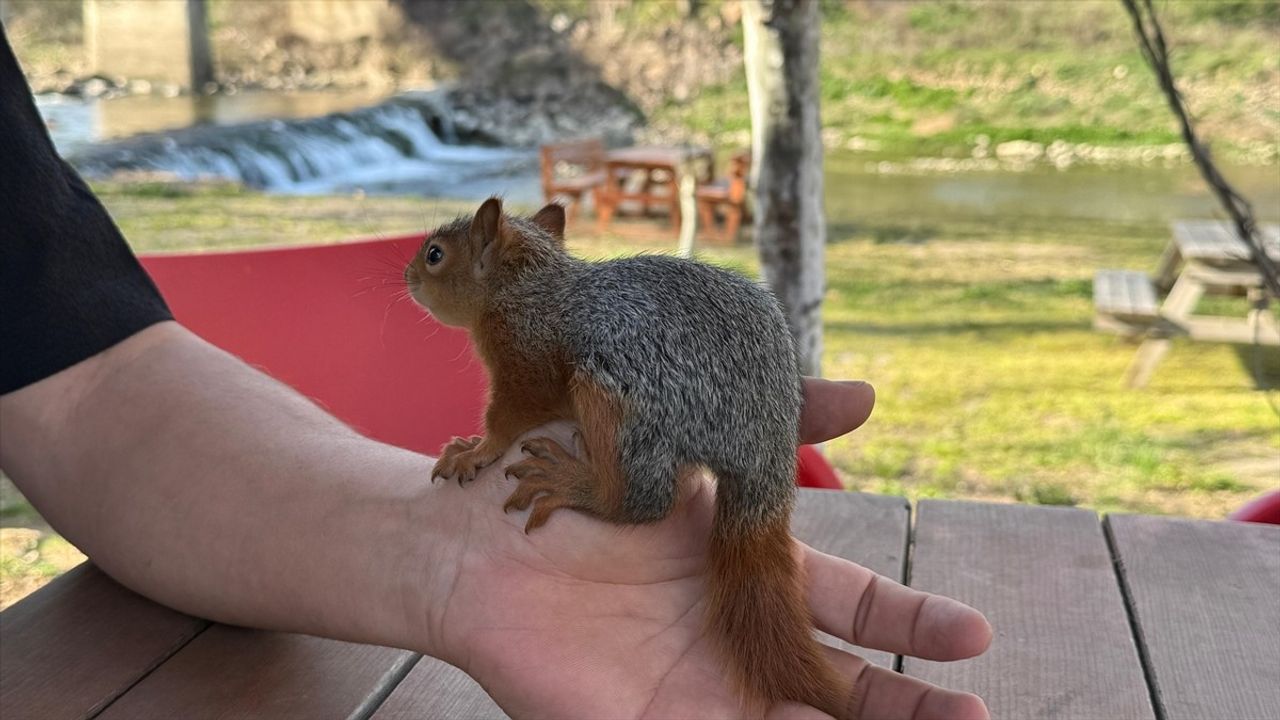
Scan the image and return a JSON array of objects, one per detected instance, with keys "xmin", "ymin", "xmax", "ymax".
[{"xmin": 0, "ymin": 533, "xmax": 88, "ymax": 610}]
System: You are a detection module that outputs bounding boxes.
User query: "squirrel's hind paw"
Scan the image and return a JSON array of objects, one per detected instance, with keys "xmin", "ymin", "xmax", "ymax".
[{"xmin": 503, "ymin": 437, "xmax": 590, "ymax": 533}]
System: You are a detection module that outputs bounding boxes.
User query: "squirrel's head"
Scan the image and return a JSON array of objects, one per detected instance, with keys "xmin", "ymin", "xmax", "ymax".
[{"xmin": 405, "ymin": 197, "xmax": 567, "ymax": 328}]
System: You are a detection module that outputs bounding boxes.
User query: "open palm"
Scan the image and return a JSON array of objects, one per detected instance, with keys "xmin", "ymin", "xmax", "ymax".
[{"xmin": 430, "ymin": 380, "xmax": 992, "ymax": 720}]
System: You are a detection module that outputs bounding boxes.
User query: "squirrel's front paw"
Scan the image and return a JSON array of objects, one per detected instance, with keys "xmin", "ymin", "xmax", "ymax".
[{"xmin": 431, "ymin": 436, "xmax": 502, "ymax": 485}]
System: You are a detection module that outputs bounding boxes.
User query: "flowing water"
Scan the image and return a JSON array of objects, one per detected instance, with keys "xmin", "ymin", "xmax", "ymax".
[
  {"xmin": 39, "ymin": 90, "xmax": 543, "ymax": 202},
  {"xmin": 37, "ymin": 88, "xmax": 390, "ymax": 152},
  {"xmin": 36, "ymin": 91, "xmax": 1280, "ymax": 224}
]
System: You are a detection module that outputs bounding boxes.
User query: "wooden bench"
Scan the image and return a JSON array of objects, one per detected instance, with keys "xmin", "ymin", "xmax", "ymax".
[
  {"xmin": 695, "ymin": 151, "xmax": 750, "ymax": 244},
  {"xmin": 596, "ymin": 146, "xmax": 714, "ymax": 235},
  {"xmin": 538, "ymin": 138, "xmax": 606, "ymax": 222},
  {"xmin": 1094, "ymin": 221, "xmax": 1280, "ymax": 387},
  {"xmin": 1093, "ymin": 269, "xmax": 1160, "ymax": 337}
]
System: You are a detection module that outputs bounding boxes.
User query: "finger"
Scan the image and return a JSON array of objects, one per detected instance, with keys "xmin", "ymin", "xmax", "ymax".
[
  {"xmin": 804, "ymin": 545, "xmax": 992, "ymax": 661},
  {"xmin": 800, "ymin": 378, "xmax": 875, "ymax": 444},
  {"xmin": 820, "ymin": 646, "xmax": 990, "ymax": 720}
]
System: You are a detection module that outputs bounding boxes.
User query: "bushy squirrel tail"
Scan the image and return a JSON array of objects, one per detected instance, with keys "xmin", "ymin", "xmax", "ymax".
[{"xmin": 707, "ymin": 483, "xmax": 853, "ymax": 718}]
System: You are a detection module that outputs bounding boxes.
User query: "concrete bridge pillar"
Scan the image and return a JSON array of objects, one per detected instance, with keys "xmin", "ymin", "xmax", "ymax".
[{"xmin": 84, "ymin": 0, "xmax": 212, "ymax": 90}]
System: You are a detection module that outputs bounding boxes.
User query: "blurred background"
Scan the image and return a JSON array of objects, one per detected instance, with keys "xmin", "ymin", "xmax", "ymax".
[{"xmin": 2, "ymin": 0, "xmax": 1278, "ymax": 607}]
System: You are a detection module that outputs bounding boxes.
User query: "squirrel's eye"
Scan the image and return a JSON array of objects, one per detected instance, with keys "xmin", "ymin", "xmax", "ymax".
[{"xmin": 426, "ymin": 245, "xmax": 444, "ymax": 266}]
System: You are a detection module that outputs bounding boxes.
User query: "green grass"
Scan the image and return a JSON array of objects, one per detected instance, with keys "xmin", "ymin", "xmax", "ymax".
[
  {"xmin": 805, "ymin": 209, "xmax": 1279, "ymax": 518},
  {"xmin": 655, "ymin": 1, "xmax": 1279, "ymax": 159},
  {"xmin": 92, "ymin": 182, "xmax": 484, "ymax": 253},
  {"xmin": 0, "ymin": 532, "xmax": 87, "ymax": 605}
]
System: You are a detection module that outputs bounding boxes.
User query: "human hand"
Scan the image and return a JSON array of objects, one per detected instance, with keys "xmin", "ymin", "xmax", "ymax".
[{"xmin": 423, "ymin": 379, "xmax": 991, "ymax": 719}]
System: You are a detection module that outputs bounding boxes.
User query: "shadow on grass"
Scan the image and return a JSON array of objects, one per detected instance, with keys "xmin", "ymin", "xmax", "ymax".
[
  {"xmin": 1232, "ymin": 344, "xmax": 1280, "ymax": 390},
  {"xmin": 825, "ymin": 318, "xmax": 1088, "ymax": 337},
  {"xmin": 827, "ymin": 222, "xmax": 941, "ymax": 245}
]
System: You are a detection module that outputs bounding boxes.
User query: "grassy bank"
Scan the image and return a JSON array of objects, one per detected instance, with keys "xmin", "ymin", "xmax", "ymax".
[{"xmin": 653, "ymin": 0, "xmax": 1279, "ymax": 160}]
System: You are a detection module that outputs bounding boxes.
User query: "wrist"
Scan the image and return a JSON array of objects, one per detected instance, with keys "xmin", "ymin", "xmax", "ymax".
[{"xmin": 395, "ymin": 467, "xmax": 473, "ymax": 662}]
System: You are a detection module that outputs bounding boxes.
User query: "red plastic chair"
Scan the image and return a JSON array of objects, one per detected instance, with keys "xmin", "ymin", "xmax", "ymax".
[
  {"xmin": 139, "ymin": 235, "xmax": 842, "ymax": 489},
  {"xmin": 1229, "ymin": 490, "xmax": 1280, "ymax": 525},
  {"xmin": 797, "ymin": 445, "xmax": 842, "ymax": 490}
]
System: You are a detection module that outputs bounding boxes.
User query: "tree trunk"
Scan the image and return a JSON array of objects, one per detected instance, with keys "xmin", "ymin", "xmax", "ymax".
[
  {"xmin": 742, "ymin": 0, "xmax": 825, "ymax": 376},
  {"xmin": 187, "ymin": 0, "xmax": 214, "ymax": 90}
]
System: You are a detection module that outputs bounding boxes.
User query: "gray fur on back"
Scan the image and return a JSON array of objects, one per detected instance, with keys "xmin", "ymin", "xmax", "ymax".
[{"xmin": 491, "ymin": 251, "xmax": 802, "ymax": 527}]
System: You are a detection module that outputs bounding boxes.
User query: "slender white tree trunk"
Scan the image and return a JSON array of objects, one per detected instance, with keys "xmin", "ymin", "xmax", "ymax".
[
  {"xmin": 743, "ymin": 0, "xmax": 825, "ymax": 376},
  {"xmin": 676, "ymin": 159, "xmax": 698, "ymax": 258}
]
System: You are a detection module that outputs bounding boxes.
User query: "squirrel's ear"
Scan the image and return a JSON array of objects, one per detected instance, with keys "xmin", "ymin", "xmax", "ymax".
[
  {"xmin": 530, "ymin": 203, "xmax": 566, "ymax": 246},
  {"xmin": 469, "ymin": 197, "xmax": 504, "ymax": 276}
]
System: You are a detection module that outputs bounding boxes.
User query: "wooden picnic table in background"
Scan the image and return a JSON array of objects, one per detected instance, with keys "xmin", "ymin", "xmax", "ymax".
[
  {"xmin": 596, "ymin": 145, "xmax": 714, "ymax": 233},
  {"xmin": 3, "ymin": 491, "xmax": 1277, "ymax": 719},
  {"xmin": 1094, "ymin": 219, "xmax": 1280, "ymax": 387}
]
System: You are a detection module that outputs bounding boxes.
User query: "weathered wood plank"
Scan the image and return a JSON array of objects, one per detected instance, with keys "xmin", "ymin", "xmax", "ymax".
[
  {"xmin": 370, "ymin": 489, "xmax": 910, "ymax": 718},
  {"xmin": 95, "ymin": 626, "xmax": 416, "ymax": 720},
  {"xmin": 904, "ymin": 500, "xmax": 1155, "ymax": 720},
  {"xmin": 791, "ymin": 489, "xmax": 910, "ymax": 670},
  {"xmin": 1126, "ymin": 271, "xmax": 1157, "ymax": 315},
  {"xmin": 370, "ymin": 657, "xmax": 505, "ymax": 720},
  {"xmin": 1094, "ymin": 270, "xmax": 1158, "ymax": 319},
  {"xmin": 0, "ymin": 562, "xmax": 208, "ymax": 720},
  {"xmin": 1107, "ymin": 514, "xmax": 1280, "ymax": 720},
  {"xmin": 1094, "ymin": 270, "xmax": 1126, "ymax": 315},
  {"xmin": 1152, "ymin": 241, "xmax": 1182, "ymax": 291},
  {"xmin": 1173, "ymin": 220, "xmax": 1280, "ymax": 261}
]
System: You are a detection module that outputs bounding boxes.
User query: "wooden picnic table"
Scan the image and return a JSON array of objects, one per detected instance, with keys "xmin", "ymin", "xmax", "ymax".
[
  {"xmin": 596, "ymin": 145, "xmax": 715, "ymax": 233},
  {"xmin": 3, "ymin": 491, "xmax": 1277, "ymax": 719},
  {"xmin": 1095, "ymin": 220, "xmax": 1280, "ymax": 386},
  {"xmin": 1157, "ymin": 220, "xmax": 1280, "ymax": 284}
]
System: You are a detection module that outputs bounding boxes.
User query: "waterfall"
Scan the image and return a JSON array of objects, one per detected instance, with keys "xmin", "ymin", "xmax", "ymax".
[{"xmin": 68, "ymin": 92, "xmax": 537, "ymax": 197}]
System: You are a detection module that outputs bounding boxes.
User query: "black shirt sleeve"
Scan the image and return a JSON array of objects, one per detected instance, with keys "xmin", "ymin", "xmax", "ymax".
[{"xmin": 0, "ymin": 25, "xmax": 173, "ymax": 394}]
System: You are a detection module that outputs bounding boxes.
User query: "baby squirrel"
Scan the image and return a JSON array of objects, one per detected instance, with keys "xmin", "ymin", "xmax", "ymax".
[{"xmin": 405, "ymin": 198, "xmax": 851, "ymax": 717}]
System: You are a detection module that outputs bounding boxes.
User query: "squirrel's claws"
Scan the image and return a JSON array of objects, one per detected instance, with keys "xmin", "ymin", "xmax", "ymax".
[
  {"xmin": 433, "ymin": 435, "xmax": 492, "ymax": 485},
  {"xmin": 520, "ymin": 437, "xmax": 570, "ymax": 461},
  {"xmin": 523, "ymin": 496, "xmax": 569, "ymax": 533},
  {"xmin": 505, "ymin": 461, "xmax": 546, "ymax": 481},
  {"xmin": 503, "ymin": 437, "xmax": 587, "ymax": 532},
  {"xmin": 503, "ymin": 479, "xmax": 570, "ymax": 533}
]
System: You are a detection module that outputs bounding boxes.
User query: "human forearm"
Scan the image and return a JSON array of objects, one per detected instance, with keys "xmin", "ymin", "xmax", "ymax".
[{"xmin": 0, "ymin": 322, "xmax": 459, "ymax": 654}]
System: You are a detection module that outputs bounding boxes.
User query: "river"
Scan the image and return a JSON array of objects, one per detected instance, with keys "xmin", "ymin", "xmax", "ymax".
[{"xmin": 34, "ymin": 90, "xmax": 1280, "ymax": 225}]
